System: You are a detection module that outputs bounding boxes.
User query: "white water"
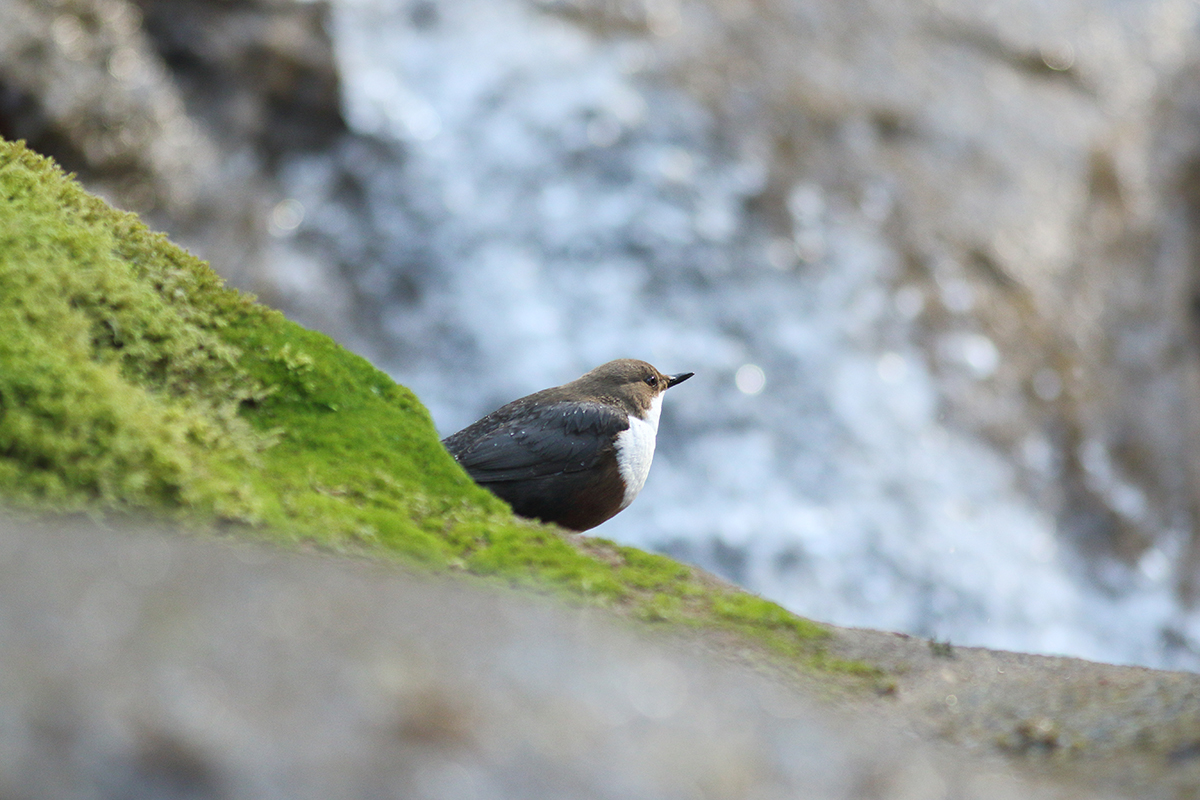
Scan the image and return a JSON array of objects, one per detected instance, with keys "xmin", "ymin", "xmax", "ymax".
[{"xmin": 303, "ymin": 0, "xmax": 1195, "ymax": 668}]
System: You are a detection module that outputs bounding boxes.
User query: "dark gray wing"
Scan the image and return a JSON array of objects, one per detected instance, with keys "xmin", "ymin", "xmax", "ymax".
[{"xmin": 443, "ymin": 400, "xmax": 628, "ymax": 483}]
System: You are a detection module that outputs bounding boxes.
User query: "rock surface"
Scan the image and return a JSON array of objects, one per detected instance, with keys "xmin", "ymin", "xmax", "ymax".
[
  {"xmin": 0, "ymin": 514, "xmax": 1173, "ymax": 799},
  {"xmin": 830, "ymin": 625, "xmax": 1200, "ymax": 795},
  {"xmin": 0, "ymin": 0, "xmax": 355, "ymax": 335}
]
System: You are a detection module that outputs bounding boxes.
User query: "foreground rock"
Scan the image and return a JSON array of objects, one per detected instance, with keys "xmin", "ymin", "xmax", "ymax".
[
  {"xmin": 829, "ymin": 625, "xmax": 1200, "ymax": 794},
  {"xmin": 3, "ymin": 515, "xmax": 1195, "ymax": 799}
]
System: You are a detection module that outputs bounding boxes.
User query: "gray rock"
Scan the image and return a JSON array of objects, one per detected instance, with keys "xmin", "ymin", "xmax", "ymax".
[
  {"xmin": 0, "ymin": 515, "xmax": 1120, "ymax": 799},
  {"xmin": 0, "ymin": 0, "xmax": 354, "ymax": 334}
]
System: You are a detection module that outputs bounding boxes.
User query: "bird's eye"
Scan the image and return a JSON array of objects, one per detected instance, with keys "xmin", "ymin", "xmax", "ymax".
[{"xmin": 645, "ymin": 374, "xmax": 658, "ymax": 388}]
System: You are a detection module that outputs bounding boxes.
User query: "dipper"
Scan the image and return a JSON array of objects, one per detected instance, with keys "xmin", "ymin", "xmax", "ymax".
[{"xmin": 442, "ymin": 359, "xmax": 693, "ymax": 531}]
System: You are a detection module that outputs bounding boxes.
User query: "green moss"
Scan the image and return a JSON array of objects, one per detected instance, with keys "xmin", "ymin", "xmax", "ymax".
[
  {"xmin": 0, "ymin": 142, "xmax": 268, "ymax": 518},
  {"xmin": 0, "ymin": 138, "xmax": 874, "ymax": 683}
]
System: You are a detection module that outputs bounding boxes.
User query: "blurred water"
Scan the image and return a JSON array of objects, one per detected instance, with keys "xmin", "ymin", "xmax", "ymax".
[{"xmin": 302, "ymin": 0, "xmax": 1192, "ymax": 668}]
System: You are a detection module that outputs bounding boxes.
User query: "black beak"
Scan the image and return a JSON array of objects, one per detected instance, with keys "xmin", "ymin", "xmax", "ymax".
[{"xmin": 667, "ymin": 372, "xmax": 694, "ymax": 388}]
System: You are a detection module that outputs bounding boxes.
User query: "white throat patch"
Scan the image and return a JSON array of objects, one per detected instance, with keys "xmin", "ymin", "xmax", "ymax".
[{"xmin": 613, "ymin": 393, "xmax": 663, "ymax": 510}]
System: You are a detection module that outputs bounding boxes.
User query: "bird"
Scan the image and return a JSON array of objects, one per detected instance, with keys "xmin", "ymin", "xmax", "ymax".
[{"xmin": 442, "ymin": 359, "xmax": 693, "ymax": 531}]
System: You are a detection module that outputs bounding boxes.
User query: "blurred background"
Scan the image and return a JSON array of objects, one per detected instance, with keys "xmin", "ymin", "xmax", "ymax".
[{"xmin": 9, "ymin": 0, "xmax": 1200, "ymax": 669}]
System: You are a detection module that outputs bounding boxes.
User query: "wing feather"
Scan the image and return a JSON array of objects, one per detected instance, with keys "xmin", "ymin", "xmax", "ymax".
[{"xmin": 443, "ymin": 401, "xmax": 628, "ymax": 483}]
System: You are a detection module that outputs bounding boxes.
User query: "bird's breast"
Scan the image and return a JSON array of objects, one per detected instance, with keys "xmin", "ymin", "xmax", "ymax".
[{"xmin": 612, "ymin": 394, "xmax": 663, "ymax": 510}]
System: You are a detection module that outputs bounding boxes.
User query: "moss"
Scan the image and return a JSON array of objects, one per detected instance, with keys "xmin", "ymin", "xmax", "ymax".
[
  {"xmin": 0, "ymin": 138, "xmax": 873, "ymax": 683},
  {"xmin": 0, "ymin": 142, "xmax": 268, "ymax": 518}
]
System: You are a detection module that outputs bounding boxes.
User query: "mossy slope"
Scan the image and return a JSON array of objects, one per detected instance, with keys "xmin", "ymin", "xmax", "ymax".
[{"xmin": 0, "ymin": 139, "xmax": 861, "ymax": 677}]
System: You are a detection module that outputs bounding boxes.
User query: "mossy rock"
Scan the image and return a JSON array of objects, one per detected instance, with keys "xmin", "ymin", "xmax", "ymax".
[{"xmin": 0, "ymin": 138, "xmax": 867, "ymax": 678}]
